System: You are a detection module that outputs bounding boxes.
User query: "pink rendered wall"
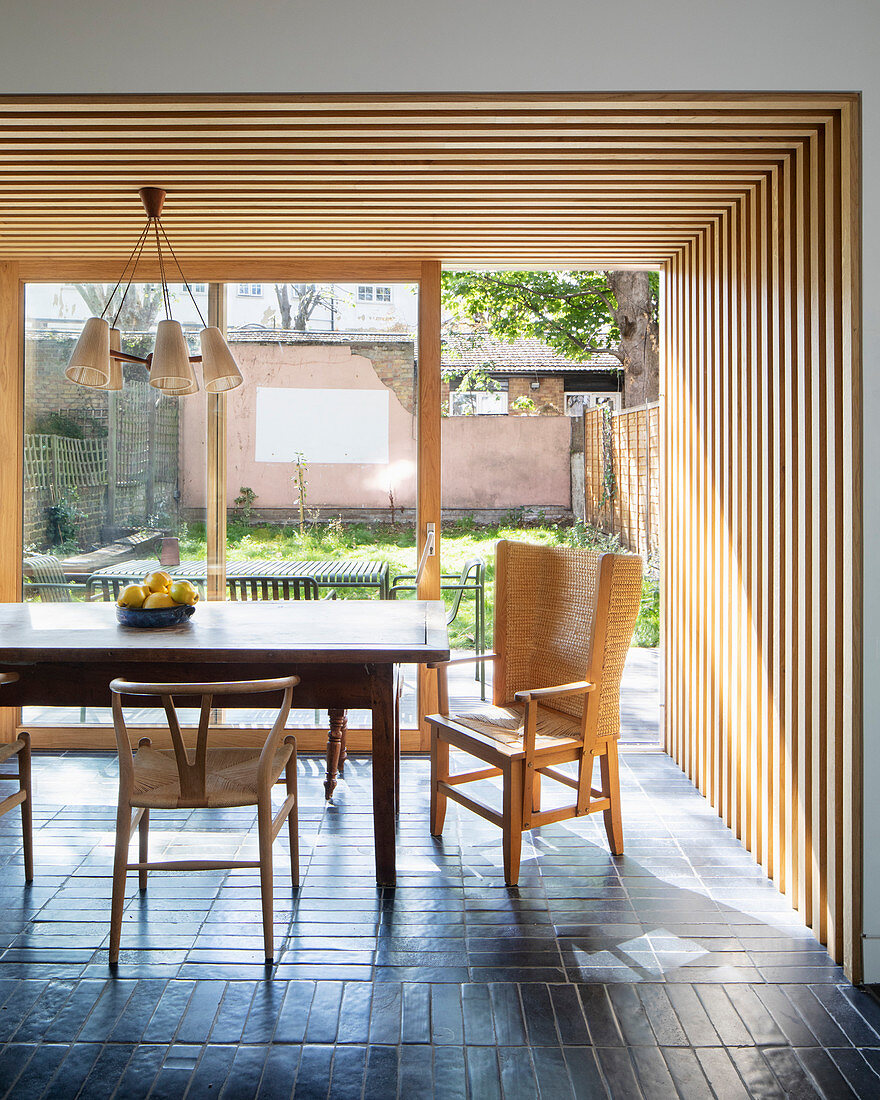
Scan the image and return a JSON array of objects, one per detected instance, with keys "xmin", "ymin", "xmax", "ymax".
[
  {"xmin": 179, "ymin": 344, "xmax": 573, "ymax": 512},
  {"xmin": 441, "ymin": 415, "xmax": 572, "ymax": 508},
  {"xmin": 179, "ymin": 343, "xmax": 418, "ymax": 510}
]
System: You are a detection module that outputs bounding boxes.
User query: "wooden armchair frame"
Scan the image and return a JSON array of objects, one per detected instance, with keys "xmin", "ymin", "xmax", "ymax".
[
  {"xmin": 0, "ymin": 672, "xmax": 32, "ymax": 882},
  {"xmin": 427, "ymin": 542, "xmax": 642, "ymax": 885},
  {"xmin": 109, "ymin": 674, "xmax": 300, "ymax": 965}
]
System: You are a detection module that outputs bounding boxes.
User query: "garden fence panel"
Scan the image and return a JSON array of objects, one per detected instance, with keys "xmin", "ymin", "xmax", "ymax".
[{"xmin": 583, "ymin": 402, "xmax": 660, "ymax": 558}]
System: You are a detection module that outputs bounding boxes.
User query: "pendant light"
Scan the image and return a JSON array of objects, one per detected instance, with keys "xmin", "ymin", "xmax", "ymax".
[{"xmin": 65, "ymin": 188, "xmax": 243, "ymax": 395}]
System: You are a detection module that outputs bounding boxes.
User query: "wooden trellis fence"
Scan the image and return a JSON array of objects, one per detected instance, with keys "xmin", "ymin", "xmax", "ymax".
[
  {"xmin": 583, "ymin": 401, "xmax": 660, "ymax": 558},
  {"xmin": 24, "ymin": 381, "xmax": 180, "ymax": 547}
]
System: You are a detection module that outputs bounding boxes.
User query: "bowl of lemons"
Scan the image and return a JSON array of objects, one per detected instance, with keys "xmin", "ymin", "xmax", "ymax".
[{"xmin": 115, "ymin": 571, "xmax": 200, "ymax": 628}]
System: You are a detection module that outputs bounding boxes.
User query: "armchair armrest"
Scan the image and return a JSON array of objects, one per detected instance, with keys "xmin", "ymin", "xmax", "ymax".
[{"xmin": 514, "ymin": 680, "xmax": 594, "ymax": 703}]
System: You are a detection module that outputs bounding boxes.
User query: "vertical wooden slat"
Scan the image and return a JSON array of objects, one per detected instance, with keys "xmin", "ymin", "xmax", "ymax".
[
  {"xmin": 839, "ymin": 96, "xmax": 862, "ymax": 982},
  {"xmin": 417, "ymin": 260, "xmax": 442, "ymax": 743},
  {"xmin": 0, "ymin": 262, "xmax": 22, "ymax": 743},
  {"xmin": 206, "ymin": 283, "xmax": 227, "ymax": 601}
]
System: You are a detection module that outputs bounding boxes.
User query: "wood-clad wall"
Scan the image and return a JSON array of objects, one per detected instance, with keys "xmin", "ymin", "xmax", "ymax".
[{"xmin": 662, "ymin": 101, "xmax": 862, "ymax": 979}]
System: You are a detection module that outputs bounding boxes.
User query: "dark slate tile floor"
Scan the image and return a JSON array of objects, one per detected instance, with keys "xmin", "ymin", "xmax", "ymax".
[{"xmin": 0, "ymin": 749, "xmax": 878, "ymax": 1097}]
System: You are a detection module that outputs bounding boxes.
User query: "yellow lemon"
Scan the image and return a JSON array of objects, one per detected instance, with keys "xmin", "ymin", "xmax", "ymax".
[
  {"xmin": 117, "ymin": 583, "xmax": 150, "ymax": 609},
  {"xmin": 143, "ymin": 570, "xmax": 173, "ymax": 594},
  {"xmin": 143, "ymin": 592, "xmax": 175, "ymax": 609},
  {"xmin": 169, "ymin": 580, "xmax": 199, "ymax": 606}
]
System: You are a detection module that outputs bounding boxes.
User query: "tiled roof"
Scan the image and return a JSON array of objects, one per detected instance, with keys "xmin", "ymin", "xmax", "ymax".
[
  {"xmin": 441, "ymin": 336, "xmax": 620, "ymax": 374},
  {"xmin": 227, "ymin": 328, "xmax": 414, "ymax": 344}
]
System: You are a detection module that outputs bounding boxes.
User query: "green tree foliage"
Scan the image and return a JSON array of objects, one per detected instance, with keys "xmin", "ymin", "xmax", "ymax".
[{"xmin": 441, "ymin": 270, "xmax": 660, "ymax": 406}]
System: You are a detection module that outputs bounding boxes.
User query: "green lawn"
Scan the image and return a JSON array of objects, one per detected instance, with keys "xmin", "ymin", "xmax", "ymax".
[{"xmin": 178, "ymin": 518, "xmax": 660, "ymax": 649}]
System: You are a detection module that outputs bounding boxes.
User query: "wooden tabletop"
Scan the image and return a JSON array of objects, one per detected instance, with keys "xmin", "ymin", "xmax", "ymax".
[{"xmin": 0, "ymin": 600, "xmax": 450, "ymax": 667}]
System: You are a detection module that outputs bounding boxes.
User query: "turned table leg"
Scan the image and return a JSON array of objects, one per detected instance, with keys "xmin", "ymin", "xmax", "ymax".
[{"xmin": 324, "ymin": 707, "xmax": 348, "ymax": 800}]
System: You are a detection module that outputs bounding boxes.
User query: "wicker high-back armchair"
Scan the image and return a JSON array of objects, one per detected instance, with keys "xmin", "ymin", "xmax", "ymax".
[{"xmin": 427, "ymin": 540, "xmax": 643, "ymax": 885}]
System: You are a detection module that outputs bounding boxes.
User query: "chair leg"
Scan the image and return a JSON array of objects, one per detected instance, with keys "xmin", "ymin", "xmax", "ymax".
[
  {"xmin": 257, "ymin": 800, "xmax": 274, "ymax": 963},
  {"xmin": 285, "ymin": 741, "xmax": 299, "ymax": 887},
  {"xmin": 109, "ymin": 802, "xmax": 132, "ymax": 966},
  {"xmin": 14, "ymin": 732, "xmax": 34, "ymax": 883},
  {"xmin": 599, "ymin": 739, "xmax": 624, "ymax": 856},
  {"xmin": 502, "ymin": 759, "xmax": 525, "ymax": 887},
  {"xmin": 430, "ymin": 727, "xmax": 449, "ymax": 837},
  {"xmin": 138, "ymin": 809, "xmax": 150, "ymax": 891}
]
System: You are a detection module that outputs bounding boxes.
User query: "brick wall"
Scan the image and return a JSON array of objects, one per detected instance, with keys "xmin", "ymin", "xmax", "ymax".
[
  {"xmin": 508, "ymin": 376, "xmax": 564, "ymax": 414},
  {"xmin": 345, "ymin": 340, "xmax": 416, "ymax": 414},
  {"xmin": 25, "ymin": 332, "xmax": 110, "ymax": 432},
  {"xmin": 441, "ymin": 374, "xmax": 565, "ymax": 416},
  {"xmin": 23, "ymin": 333, "xmax": 179, "ymax": 551}
]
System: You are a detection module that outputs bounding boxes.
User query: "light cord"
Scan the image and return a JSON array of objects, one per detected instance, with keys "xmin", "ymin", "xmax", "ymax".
[
  {"xmin": 103, "ymin": 219, "xmax": 151, "ymax": 322},
  {"xmin": 158, "ymin": 220, "xmax": 209, "ymax": 329}
]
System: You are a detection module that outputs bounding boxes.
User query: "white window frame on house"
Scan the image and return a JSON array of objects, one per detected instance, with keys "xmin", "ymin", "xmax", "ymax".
[
  {"xmin": 358, "ymin": 285, "xmax": 392, "ymax": 302},
  {"xmin": 237, "ymin": 283, "xmax": 262, "ymax": 296},
  {"xmin": 450, "ymin": 387, "xmax": 508, "ymax": 416},
  {"xmin": 564, "ymin": 392, "xmax": 621, "ymax": 416}
]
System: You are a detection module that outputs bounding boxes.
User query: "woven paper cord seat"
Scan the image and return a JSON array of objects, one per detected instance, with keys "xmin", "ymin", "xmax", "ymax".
[
  {"xmin": 427, "ymin": 540, "xmax": 642, "ymax": 885},
  {"xmin": 132, "ymin": 744, "xmax": 295, "ymax": 809},
  {"xmin": 108, "ymin": 675, "xmax": 300, "ymax": 965}
]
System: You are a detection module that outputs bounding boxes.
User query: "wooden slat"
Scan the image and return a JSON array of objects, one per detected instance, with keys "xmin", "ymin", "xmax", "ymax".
[
  {"xmin": 0, "ymin": 261, "xmax": 21, "ymax": 745},
  {"xmin": 417, "ymin": 260, "xmax": 442, "ymax": 745},
  {"xmin": 661, "ymin": 105, "xmax": 861, "ymax": 980}
]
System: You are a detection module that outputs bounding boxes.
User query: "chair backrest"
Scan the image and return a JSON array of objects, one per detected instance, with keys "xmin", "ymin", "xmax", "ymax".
[
  {"xmin": 23, "ymin": 554, "xmax": 73, "ymax": 602},
  {"xmin": 444, "ymin": 557, "xmax": 486, "ymax": 624},
  {"xmin": 110, "ymin": 676, "xmax": 299, "ymax": 806},
  {"xmin": 227, "ymin": 576, "xmax": 319, "ymax": 601},
  {"xmin": 493, "ymin": 540, "xmax": 642, "ymax": 737}
]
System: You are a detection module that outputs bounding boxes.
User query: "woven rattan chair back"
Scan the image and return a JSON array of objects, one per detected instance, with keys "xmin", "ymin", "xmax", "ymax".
[{"xmin": 494, "ymin": 540, "xmax": 642, "ymax": 739}]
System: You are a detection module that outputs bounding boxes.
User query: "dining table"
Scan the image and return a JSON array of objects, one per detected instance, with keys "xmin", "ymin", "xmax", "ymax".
[{"xmin": 0, "ymin": 598, "xmax": 449, "ymax": 886}]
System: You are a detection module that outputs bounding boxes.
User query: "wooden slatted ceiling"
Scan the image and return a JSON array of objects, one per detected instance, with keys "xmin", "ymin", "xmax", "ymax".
[{"xmin": 0, "ymin": 94, "xmax": 847, "ymax": 267}]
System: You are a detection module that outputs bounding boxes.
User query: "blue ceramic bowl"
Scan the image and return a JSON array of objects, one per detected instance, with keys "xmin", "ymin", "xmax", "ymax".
[{"xmin": 116, "ymin": 603, "xmax": 196, "ymax": 629}]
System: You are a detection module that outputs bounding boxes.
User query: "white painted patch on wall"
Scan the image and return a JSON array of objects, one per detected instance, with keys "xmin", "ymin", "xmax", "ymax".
[{"xmin": 254, "ymin": 387, "xmax": 390, "ymax": 464}]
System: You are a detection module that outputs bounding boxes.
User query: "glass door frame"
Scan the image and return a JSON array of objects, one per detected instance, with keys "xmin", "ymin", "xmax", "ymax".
[{"xmin": 3, "ymin": 259, "xmax": 442, "ymax": 751}]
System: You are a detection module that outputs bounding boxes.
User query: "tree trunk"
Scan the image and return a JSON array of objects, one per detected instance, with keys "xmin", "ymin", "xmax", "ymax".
[
  {"xmin": 275, "ymin": 284, "xmax": 292, "ymax": 328},
  {"xmin": 293, "ymin": 284, "xmax": 317, "ymax": 330},
  {"xmin": 606, "ymin": 271, "xmax": 660, "ymax": 407}
]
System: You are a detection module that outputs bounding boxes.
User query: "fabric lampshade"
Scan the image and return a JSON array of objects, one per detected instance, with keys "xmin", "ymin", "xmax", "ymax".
[
  {"xmin": 200, "ymin": 327, "xmax": 243, "ymax": 392},
  {"xmin": 149, "ymin": 319, "xmax": 199, "ymax": 395},
  {"xmin": 65, "ymin": 316, "xmax": 111, "ymax": 389}
]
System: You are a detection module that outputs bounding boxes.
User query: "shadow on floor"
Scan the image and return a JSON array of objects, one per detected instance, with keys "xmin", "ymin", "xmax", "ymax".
[{"xmin": 0, "ymin": 750, "xmax": 877, "ymax": 1098}]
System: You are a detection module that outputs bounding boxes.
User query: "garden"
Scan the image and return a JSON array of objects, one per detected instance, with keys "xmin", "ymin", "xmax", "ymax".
[{"xmin": 177, "ymin": 516, "xmax": 660, "ymax": 651}]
